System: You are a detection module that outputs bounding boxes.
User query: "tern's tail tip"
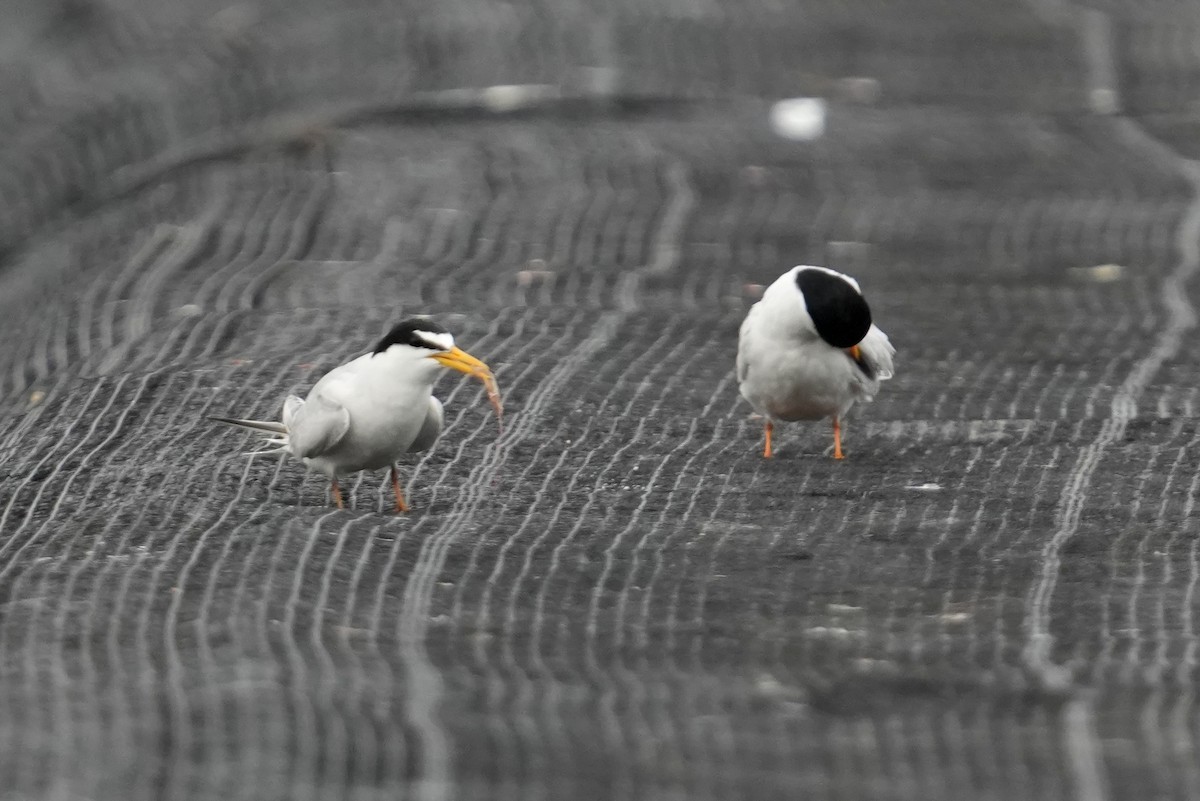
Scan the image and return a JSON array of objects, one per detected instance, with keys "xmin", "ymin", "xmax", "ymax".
[{"xmin": 208, "ymin": 415, "xmax": 289, "ymax": 435}]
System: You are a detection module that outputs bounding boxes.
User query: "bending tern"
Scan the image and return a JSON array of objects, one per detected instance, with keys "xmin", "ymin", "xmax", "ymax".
[
  {"xmin": 737, "ymin": 265, "xmax": 894, "ymax": 459},
  {"xmin": 211, "ymin": 318, "xmax": 502, "ymax": 511}
]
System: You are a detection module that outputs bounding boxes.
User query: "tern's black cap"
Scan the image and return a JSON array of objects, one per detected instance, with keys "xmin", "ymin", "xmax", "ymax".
[
  {"xmin": 373, "ymin": 317, "xmax": 449, "ymax": 353},
  {"xmin": 795, "ymin": 268, "xmax": 872, "ymax": 348}
]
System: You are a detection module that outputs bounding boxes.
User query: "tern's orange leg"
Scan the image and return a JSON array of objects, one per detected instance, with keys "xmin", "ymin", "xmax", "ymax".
[
  {"xmin": 390, "ymin": 465, "xmax": 410, "ymax": 514},
  {"xmin": 764, "ymin": 420, "xmax": 774, "ymax": 458},
  {"xmin": 832, "ymin": 416, "xmax": 845, "ymax": 460},
  {"xmin": 331, "ymin": 477, "xmax": 345, "ymax": 509}
]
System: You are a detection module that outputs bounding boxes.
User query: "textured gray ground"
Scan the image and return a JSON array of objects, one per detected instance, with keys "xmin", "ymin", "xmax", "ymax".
[{"xmin": 1, "ymin": 0, "xmax": 1200, "ymax": 799}]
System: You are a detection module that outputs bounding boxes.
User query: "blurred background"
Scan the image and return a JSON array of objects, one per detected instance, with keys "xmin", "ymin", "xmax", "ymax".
[{"xmin": 1, "ymin": 0, "xmax": 1199, "ymax": 799}]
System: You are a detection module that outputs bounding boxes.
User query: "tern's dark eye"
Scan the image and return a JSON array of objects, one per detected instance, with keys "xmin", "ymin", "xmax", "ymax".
[
  {"xmin": 374, "ymin": 317, "xmax": 450, "ymax": 354},
  {"xmin": 795, "ymin": 269, "xmax": 872, "ymax": 348}
]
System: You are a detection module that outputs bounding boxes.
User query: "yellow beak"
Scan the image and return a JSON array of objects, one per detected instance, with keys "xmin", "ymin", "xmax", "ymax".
[
  {"xmin": 430, "ymin": 346, "xmax": 504, "ymax": 428},
  {"xmin": 431, "ymin": 346, "xmax": 490, "ymax": 376},
  {"xmin": 848, "ymin": 345, "xmax": 862, "ymax": 361}
]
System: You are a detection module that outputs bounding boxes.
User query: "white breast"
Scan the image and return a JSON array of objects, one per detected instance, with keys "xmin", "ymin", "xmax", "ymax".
[{"xmin": 737, "ymin": 302, "xmax": 883, "ymax": 422}]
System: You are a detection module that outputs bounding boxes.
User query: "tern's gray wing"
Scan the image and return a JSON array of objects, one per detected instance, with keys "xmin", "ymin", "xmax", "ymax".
[
  {"xmin": 408, "ymin": 396, "xmax": 443, "ymax": 453},
  {"xmin": 857, "ymin": 324, "xmax": 895, "ymax": 381},
  {"xmin": 286, "ymin": 392, "xmax": 351, "ymax": 458},
  {"xmin": 735, "ymin": 307, "xmax": 757, "ymax": 385},
  {"xmin": 282, "ymin": 394, "xmax": 305, "ymax": 429}
]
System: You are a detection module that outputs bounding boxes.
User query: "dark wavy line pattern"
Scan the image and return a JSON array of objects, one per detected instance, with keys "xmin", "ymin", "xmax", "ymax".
[{"xmin": 2, "ymin": 1, "xmax": 1200, "ymax": 799}]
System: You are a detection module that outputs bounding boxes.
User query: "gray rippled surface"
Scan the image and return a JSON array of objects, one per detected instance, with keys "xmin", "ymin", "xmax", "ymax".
[{"xmin": 2, "ymin": 1, "xmax": 1200, "ymax": 799}]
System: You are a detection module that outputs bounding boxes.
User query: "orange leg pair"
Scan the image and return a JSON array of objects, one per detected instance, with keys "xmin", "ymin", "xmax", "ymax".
[
  {"xmin": 761, "ymin": 417, "xmax": 845, "ymax": 460},
  {"xmin": 329, "ymin": 465, "xmax": 409, "ymax": 513}
]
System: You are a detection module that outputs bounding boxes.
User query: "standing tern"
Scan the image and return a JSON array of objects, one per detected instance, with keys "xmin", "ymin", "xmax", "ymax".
[
  {"xmin": 737, "ymin": 265, "xmax": 894, "ymax": 459},
  {"xmin": 211, "ymin": 318, "xmax": 502, "ymax": 512}
]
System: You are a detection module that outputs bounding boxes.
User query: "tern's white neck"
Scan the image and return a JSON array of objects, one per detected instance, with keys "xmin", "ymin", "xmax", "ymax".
[
  {"xmin": 358, "ymin": 348, "xmax": 443, "ymax": 396},
  {"xmin": 754, "ymin": 281, "xmax": 819, "ymax": 342}
]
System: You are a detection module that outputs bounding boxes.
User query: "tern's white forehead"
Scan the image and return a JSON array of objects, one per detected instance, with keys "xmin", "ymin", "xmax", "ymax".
[{"xmin": 417, "ymin": 331, "xmax": 455, "ymax": 350}]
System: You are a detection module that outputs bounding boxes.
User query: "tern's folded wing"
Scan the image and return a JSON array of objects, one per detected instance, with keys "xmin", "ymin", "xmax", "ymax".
[
  {"xmin": 287, "ymin": 392, "xmax": 351, "ymax": 458},
  {"xmin": 735, "ymin": 306, "xmax": 759, "ymax": 385},
  {"xmin": 858, "ymin": 324, "xmax": 895, "ymax": 381}
]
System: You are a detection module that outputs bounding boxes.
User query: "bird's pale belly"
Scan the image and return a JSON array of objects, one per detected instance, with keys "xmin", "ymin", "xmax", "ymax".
[
  {"xmin": 744, "ymin": 349, "xmax": 859, "ymax": 422},
  {"xmin": 764, "ymin": 395, "xmax": 840, "ymax": 421}
]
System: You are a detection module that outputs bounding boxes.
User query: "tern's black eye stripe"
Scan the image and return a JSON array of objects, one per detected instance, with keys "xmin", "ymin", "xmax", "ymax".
[
  {"xmin": 795, "ymin": 269, "xmax": 872, "ymax": 349},
  {"xmin": 373, "ymin": 318, "xmax": 448, "ymax": 354}
]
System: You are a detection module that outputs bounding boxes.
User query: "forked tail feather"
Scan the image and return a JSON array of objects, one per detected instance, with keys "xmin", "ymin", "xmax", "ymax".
[{"xmin": 208, "ymin": 415, "xmax": 290, "ymax": 456}]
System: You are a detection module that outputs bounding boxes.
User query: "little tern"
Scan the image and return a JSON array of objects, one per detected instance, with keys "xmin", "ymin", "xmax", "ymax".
[
  {"xmin": 211, "ymin": 318, "xmax": 502, "ymax": 511},
  {"xmin": 737, "ymin": 265, "xmax": 894, "ymax": 459}
]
